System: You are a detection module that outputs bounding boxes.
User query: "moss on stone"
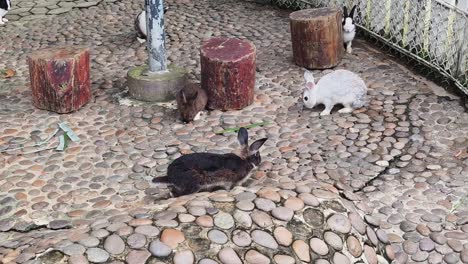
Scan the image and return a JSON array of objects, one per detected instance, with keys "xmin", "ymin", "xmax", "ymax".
[{"xmin": 128, "ymin": 65, "xmax": 187, "ymax": 81}]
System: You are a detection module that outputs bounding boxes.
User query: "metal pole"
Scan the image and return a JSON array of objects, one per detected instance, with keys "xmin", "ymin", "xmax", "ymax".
[{"xmin": 145, "ymin": 0, "xmax": 167, "ymax": 73}]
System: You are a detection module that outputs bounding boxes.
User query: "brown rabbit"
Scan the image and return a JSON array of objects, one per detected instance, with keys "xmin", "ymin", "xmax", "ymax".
[{"xmin": 176, "ymin": 82, "xmax": 208, "ymax": 123}]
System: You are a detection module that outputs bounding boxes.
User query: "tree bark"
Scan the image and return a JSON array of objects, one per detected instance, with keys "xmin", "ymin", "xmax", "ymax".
[
  {"xmin": 201, "ymin": 37, "xmax": 256, "ymax": 110},
  {"xmin": 28, "ymin": 46, "xmax": 91, "ymax": 114},
  {"xmin": 290, "ymin": 8, "xmax": 343, "ymax": 69}
]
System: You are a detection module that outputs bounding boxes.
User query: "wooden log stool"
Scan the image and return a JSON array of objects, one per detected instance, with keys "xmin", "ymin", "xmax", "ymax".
[
  {"xmin": 28, "ymin": 46, "xmax": 91, "ymax": 114},
  {"xmin": 200, "ymin": 37, "xmax": 256, "ymax": 110},
  {"xmin": 290, "ymin": 8, "xmax": 343, "ymax": 69}
]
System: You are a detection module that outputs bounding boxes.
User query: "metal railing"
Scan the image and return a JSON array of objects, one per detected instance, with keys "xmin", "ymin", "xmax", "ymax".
[{"xmin": 269, "ymin": 0, "xmax": 468, "ymax": 95}]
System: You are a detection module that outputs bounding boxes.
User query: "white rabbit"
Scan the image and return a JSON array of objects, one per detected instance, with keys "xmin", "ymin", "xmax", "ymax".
[
  {"xmin": 343, "ymin": 5, "xmax": 357, "ymax": 54},
  {"xmin": 134, "ymin": 6, "xmax": 169, "ymax": 43},
  {"xmin": 302, "ymin": 69, "xmax": 367, "ymax": 116}
]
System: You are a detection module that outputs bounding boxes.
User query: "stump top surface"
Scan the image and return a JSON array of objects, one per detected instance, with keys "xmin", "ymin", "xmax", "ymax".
[
  {"xmin": 201, "ymin": 37, "xmax": 256, "ymax": 62},
  {"xmin": 289, "ymin": 7, "xmax": 340, "ymax": 21},
  {"xmin": 28, "ymin": 46, "xmax": 89, "ymax": 60}
]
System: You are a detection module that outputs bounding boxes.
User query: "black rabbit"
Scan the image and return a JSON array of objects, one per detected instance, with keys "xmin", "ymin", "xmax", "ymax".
[{"xmin": 153, "ymin": 127, "xmax": 268, "ymax": 197}]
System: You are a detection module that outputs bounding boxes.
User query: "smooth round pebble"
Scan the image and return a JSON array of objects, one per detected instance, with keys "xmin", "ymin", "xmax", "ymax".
[
  {"xmin": 310, "ymin": 237, "xmax": 329, "ymax": 255},
  {"xmin": 86, "ymin": 248, "xmax": 110, "ymax": 263},
  {"xmin": 208, "ymin": 229, "xmax": 228, "ymax": 244},
  {"xmin": 173, "ymin": 250, "xmax": 195, "ymax": 264}
]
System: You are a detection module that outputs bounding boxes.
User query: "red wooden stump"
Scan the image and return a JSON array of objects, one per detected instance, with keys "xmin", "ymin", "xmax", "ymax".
[
  {"xmin": 290, "ymin": 8, "xmax": 343, "ymax": 69},
  {"xmin": 28, "ymin": 46, "xmax": 91, "ymax": 114},
  {"xmin": 200, "ymin": 37, "xmax": 256, "ymax": 110}
]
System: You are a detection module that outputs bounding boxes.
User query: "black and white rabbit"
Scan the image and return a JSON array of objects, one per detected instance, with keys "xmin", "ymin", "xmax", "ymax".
[
  {"xmin": 0, "ymin": 0, "xmax": 11, "ymax": 25},
  {"xmin": 343, "ymin": 5, "xmax": 357, "ymax": 54},
  {"xmin": 135, "ymin": 6, "xmax": 169, "ymax": 43},
  {"xmin": 176, "ymin": 82, "xmax": 208, "ymax": 123},
  {"xmin": 153, "ymin": 127, "xmax": 268, "ymax": 197}
]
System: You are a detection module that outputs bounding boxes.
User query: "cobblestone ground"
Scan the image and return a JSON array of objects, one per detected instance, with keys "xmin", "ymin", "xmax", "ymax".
[
  {"xmin": 5, "ymin": 0, "xmax": 106, "ymax": 22},
  {"xmin": 1, "ymin": 0, "xmax": 468, "ymax": 263}
]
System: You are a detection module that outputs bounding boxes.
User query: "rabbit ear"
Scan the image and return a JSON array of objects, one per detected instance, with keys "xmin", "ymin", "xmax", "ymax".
[
  {"xmin": 349, "ymin": 5, "xmax": 357, "ymax": 18},
  {"xmin": 191, "ymin": 90, "xmax": 198, "ymax": 100},
  {"xmin": 238, "ymin": 127, "xmax": 248, "ymax": 147},
  {"xmin": 304, "ymin": 70, "xmax": 315, "ymax": 89},
  {"xmin": 304, "ymin": 70, "xmax": 315, "ymax": 82},
  {"xmin": 249, "ymin": 138, "xmax": 268, "ymax": 153},
  {"xmin": 343, "ymin": 6, "xmax": 348, "ymax": 17}
]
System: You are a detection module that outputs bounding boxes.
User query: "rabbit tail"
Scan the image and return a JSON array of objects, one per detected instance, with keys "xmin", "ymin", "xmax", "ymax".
[
  {"xmin": 152, "ymin": 176, "xmax": 170, "ymax": 184},
  {"xmin": 352, "ymin": 93, "xmax": 368, "ymax": 108}
]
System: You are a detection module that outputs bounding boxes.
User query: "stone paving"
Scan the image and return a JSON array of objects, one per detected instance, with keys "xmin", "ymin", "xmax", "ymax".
[
  {"xmin": 4, "ymin": 0, "xmax": 106, "ymax": 22},
  {"xmin": 0, "ymin": 0, "xmax": 468, "ymax": 263}
]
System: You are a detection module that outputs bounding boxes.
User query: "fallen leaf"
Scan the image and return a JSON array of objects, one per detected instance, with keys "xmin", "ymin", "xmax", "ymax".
[
  {"xmin": 454, "ymin": 149, "xmax": 468, "ymax": 159},
  {"xmin": 1, "ymin": 69, "xmax": 16, "ymax": 79}
]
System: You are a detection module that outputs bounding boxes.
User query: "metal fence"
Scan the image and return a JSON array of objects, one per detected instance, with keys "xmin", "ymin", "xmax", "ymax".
[{"xmin": 269, "ymin": 0, "xmax": 468, "ymax": 95}]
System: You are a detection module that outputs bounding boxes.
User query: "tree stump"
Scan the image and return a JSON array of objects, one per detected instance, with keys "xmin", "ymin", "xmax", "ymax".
[
  {"xmin": 200, "ymin": 37, "xmax": 256, "ymax": 110},
  {"xmin": 28, "ymin": 46, "xmax": 91, "ymax": 114},
  {"xmin": 290, "ymin": 8, "xmax": 343, "ymax": 69}
]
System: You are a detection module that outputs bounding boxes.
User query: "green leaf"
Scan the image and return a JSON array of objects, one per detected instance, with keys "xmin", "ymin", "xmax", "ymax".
[
  {"xmin": 63, "ymin": 133, "xmax": 70, "ymax": 150},
  {"xmin": 215, "ymin": 122, "xmax": 271, "ymax": 135}
]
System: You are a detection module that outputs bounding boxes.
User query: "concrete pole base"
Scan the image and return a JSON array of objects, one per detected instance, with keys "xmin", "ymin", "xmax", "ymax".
[{"xmin": 127, "ymin": 65, "xmax": 187, "ymax": 102}]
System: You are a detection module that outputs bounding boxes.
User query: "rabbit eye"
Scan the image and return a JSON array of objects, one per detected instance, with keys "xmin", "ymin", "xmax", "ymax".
[{"xmin": 304, "ymin": 96, "xmax": 308, "ymax": 101}]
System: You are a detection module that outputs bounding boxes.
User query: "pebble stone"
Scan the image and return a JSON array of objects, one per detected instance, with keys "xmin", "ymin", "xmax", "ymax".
[
  {"xmin": 196, "ymin": 216, "xmax": 214, "ymax": 227},
  {"xmin": 347, "ymin": 236, "xmax": 363, "ymax": 257},
  {"xmin": 327, "ymin": 214, "xmax": 352, "ymax": 234},
  {"xmin": 208, "ymin": 229, "xmax": 228, "ymax": 244},
  {"xmin": 160, "ymin": 229, "xmax": 185, "ymax": 249},
  {"xmin": 63, "ymin": 243, "xmax": 86, "ymax": 256},
  {"xmin": 69, "ymin": 255, "xmax": 89, "ymax": 264},
  {"xmin": 245, "ymin": 250, "xmax": 270, "ymax": 264},
  {"xmin": 298, "ymin": 193, "xmax": 320, "ymax": 206},
  {"xmin": 333, "ymin": 252, "xmax": 350, "ymax": 264},
  {"xmin": 364, "ymin": 245, "xmax": 378, "ymax": 264},
  {"xmin": 310, "ymin": 237, "xmax": 329, "ymax": 255},
  {"xmin": 232, "ymin": 230, "xmax": 252, "ymax": 247},
  {"xmin": 173, "ymin": 250, "xmax": 195, "ymax": 264},
  {"xmin": 284, "ymin": 197, "xmax": 304, "ymax": 211},
  {"xmin": 273, "ymin": 226, "xmax": 293, "ymax": 246},
  {"xmin": 79, "ymin": 236, "xmax": 100, "ymax": 248},
  {"xmin": 252, "ymin": 230, "xmax": 278, "ymax": 249},
  {"xmin": 251, "ymin": 211, "xmax": 273, "ymax": 227},
  {"xmin": 135, "ymin": 225, "xmax": 160, "ymax": 237},
  {"xmin": 292, "ymin": 240, "xmax": 310, "ymax": 262},
  {"xmin": 419, "ymin": 237, "xmax": 435, "ymax": 252},
  {"xmin": 218, "ymin": 247, "xmax": 242, "ymax": 264},
  {"xmin": 127, "ymin": 233, "xmax": 147, "ymax": 249},
  {"xmin": 254, "ymin": 198, "xmax": 276, "ymax": 212},
  {"xmin": 324, "ymin": 231, "xmax": 343, "ymax": 250},
  {"xmin": 233, "ymin": 210, "xmax": 252, "ymax": 228},
  {"xmin": 273, "ymin": 255, "xmax": 295, "ymax": 264},
  {"xmin": 104, "ymin": 234, "xmax": 125, "ymax": 255},
  {"xmin": 126, "ymin": 250, "xmax": 151, "ymax": 264},
  {"xmin": 149, "ymin": 240, "xmax": 172, "ymax": 257},
  {"xmin": 315, "ymin": 260, "xmax": 331, "ymax": 264},
  {"xmin": 214, "ymin": 212, "xmax": 235, "ymax": 230},
  {"xmin": 199, "ymin": 259, "xmax": 218, "ymax": 264},
  {"xmin": 236, "ymin": 201, "xmax": 255, "ymax": 211},
  {"xmin": 271, "ymin": 207, "xmax": 294, "ymax": 221},
  {"xmin": 86, "ymin": 248, "xmax": 110, "ymax": 263}
]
